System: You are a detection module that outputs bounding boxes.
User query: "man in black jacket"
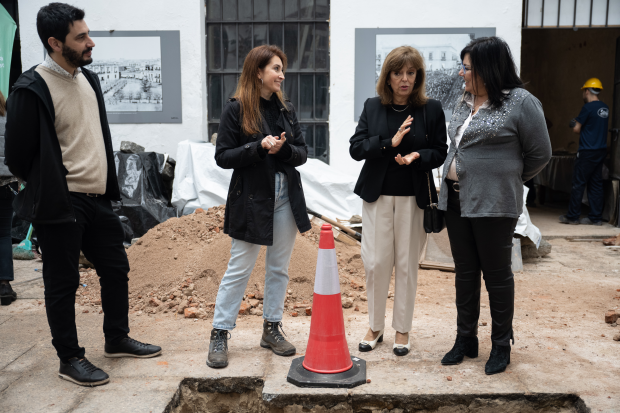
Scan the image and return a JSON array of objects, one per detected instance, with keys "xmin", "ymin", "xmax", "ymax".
[{"xmin": 4, "ymin": 3, "xmax": 161, "ymax": 387}]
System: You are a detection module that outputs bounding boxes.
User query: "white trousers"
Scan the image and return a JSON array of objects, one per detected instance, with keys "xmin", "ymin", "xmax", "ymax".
[{"xmin": 361, "ymin": 195, "xmax": 426, "ymax": 333}]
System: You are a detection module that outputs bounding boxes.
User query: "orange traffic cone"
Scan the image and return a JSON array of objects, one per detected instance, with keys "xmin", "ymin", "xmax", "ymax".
[{"xmin": 287, "ymin": 224, "xmax": 366, "ymax": 388}]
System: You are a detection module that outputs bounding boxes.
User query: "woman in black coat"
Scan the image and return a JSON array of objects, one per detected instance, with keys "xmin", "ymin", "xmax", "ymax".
[
  {"xmin": 350, "ymin": 46, "xmax": 448, "ymax": 356},
  {"xmin": 208, "ymin": 45, "xmax": 311, "ymax": 369}
]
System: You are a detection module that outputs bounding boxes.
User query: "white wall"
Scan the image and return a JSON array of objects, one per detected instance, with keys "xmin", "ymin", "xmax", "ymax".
[
  {"xmin": 18, "ymin": 0, "xmax": 207, "ymax": 157},
  {"xmin": 329, "ymin": 0, "xmax": 524, "ymax": 175},
  {"xmin": 17, "ymin": 0, "xmax": 523, "ymax": 170}
]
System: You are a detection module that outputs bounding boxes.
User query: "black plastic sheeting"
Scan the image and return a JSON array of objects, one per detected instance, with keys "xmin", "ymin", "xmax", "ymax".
[
  {"xmin": 10, "ymin": 152, "xmax": 176, "ymax": 246},
  {"xmin": 112, "ymin": 152, "xmax": 177, "ymax": 238}
]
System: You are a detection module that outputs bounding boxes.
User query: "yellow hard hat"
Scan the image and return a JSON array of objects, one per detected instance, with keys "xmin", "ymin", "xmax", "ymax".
[{"xmin": 581, "ymin": 78, "xmax": 603, "ymax": 90}]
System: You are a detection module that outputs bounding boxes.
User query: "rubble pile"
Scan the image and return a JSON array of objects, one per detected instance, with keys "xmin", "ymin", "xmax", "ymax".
[
  {"xmin": 603, "ymin": 234, "xmax": 620, "ymax": 246},
  {"xmin": 75, "ymin": 206, "xmax": 367, "ymax": 319}
]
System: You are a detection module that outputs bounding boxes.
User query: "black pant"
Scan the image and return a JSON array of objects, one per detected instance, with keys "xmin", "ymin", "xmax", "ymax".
[
  {"xmin": 567, "ymin": 149, "xmax": 606, "ymax": 222},
  {"xmin": 0, "ymin": 184, "xmax": 15, "ymax": 282},
  {"xmin": 33, "ymin": 193, "xmax": 130, "ymax": 362},
  {"xmin": 444, "ymin": 181, "xmax": 517, "ymax": 346}
]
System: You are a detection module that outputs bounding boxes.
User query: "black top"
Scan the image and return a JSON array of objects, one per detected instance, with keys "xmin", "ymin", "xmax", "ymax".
[
  {"xmin": 379, "ymin": 104, "xmax": 423, "ymax": 196},
  {"xmin": 349, "ymin": 97, "xmax": 448, "ymax": 209},
  {"xmin": 260, "ymin": 95, "xmax": 291, "ymax": 173}
]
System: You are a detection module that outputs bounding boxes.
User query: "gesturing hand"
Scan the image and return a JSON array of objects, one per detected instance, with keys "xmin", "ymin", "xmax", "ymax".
[
  {"xmin": 267, "ymin": 132, "xmax": 287, "ymax": 154},
  {"xmin": 395, "ymin": 152, "xmax": 420, "ymax": 165},
  {"xmin": 391, "ymin": 115, "xmax": 413, "ymax": 148}
]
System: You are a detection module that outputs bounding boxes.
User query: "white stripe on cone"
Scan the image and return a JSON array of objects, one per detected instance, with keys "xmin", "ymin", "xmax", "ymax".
[{"xmin": 313, "ymin": 249, "xmax": 340, "ymax": 295}]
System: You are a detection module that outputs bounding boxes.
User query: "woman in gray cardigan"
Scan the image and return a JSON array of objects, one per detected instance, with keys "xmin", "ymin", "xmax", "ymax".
[{"xmin": 438, "ymin": 37, "xmax": 551, "ymax": 375}]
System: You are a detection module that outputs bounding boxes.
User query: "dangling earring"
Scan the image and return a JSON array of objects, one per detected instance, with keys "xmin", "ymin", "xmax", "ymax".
[{"xmin": 261, "ymin": 79, "xmax": 264, "ymax": 85}]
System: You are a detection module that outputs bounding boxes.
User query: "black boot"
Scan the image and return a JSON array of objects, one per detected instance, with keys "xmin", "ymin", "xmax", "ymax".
[
  {"xmin": 58, "ymin": 357, "xmax": 109, "ymax": 387},
  {"xmin": 485, "ymin": 343, "xmax": 511, "ymax": 375},
  {"xmin": 207, "ymin": 329, "xmax": 230, "ymax": 368},
  {"xmin": 0, "ymin": 282, "xmax": 16, "ymax": 306},
  {"xmin": 441, "ymin": 335, "xmax": 478, "ymax": 365},
  {"xmin": 260, "ymin": 321, "xmax": 296, "ymax": 356}
]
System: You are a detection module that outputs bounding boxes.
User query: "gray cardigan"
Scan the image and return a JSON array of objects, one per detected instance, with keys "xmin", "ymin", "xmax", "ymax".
[{"xmin": 438, "ymin": 88, "xmax": 552, "ymax": 218}]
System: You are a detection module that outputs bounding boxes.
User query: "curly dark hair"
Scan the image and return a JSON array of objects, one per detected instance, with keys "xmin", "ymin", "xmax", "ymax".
[{"xmin": 37, "ymin": 3, "xmax": 85, "ymax": 54}]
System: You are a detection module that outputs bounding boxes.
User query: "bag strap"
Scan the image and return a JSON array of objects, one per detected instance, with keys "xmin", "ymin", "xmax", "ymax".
[
  {"xmin": 422, "ymin": 105, "xmax": 435, "ymax": 208},
  {"xmin": 423, "ymin": 105, "xmax": 428, "ymax": 143}
]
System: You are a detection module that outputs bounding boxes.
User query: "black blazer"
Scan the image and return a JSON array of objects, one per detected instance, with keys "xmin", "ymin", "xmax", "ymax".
[
  {"xmin": 215, "ymin": 98, "xmax": 311, "ymax": 246},
  {"xmin": 349, "ymin": 97, "xmax": 448, "ymax": 209}
]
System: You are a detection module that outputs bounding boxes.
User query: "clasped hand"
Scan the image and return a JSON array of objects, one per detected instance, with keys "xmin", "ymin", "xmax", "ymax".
[{"xmin": 261, "ymin": 132, "xmax": 286, "ymax": 154}]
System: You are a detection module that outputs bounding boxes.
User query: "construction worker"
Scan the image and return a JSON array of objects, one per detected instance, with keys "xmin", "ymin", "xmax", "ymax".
[{"xmin": 559, "ymin": 78, "xmax": 610, "ymax": 226}]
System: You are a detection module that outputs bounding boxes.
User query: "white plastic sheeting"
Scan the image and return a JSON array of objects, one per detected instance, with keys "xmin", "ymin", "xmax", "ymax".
[
  {"xmin": 515, "ymin": 186, "xmax": 542, "ymax": 248},
  {"xmin": 171, "ymin": 140, "xmax": 362, "ymax": 220},
  {"xmin": 172, "ymin": 140, "xmax": 541, "ymax": 247}
]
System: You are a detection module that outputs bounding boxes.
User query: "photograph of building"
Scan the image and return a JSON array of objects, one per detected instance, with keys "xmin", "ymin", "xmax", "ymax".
[{"xmin": 90, "ymin": 36, "xmax": 163, "ymax": 112}]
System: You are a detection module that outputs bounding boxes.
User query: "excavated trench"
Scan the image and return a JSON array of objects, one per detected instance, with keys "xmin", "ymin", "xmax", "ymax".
[{"xmin": 163, "ymin": 377, "xmax": 590, "ymax": 413}]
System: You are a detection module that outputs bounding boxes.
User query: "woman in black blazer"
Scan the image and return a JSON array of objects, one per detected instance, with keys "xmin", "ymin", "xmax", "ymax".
[{"xmin": 350, "ymin": 46, "xmax": 447, "ymax": 356}]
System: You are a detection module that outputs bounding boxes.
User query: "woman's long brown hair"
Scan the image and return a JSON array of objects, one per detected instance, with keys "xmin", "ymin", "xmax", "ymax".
[
  {"xmin": 234, "ymin": 45, "xmax": 288, "ymax": 136},
  {"xmin": 0, "ymin": 91, "xmax": 6, "ymax": 117}
]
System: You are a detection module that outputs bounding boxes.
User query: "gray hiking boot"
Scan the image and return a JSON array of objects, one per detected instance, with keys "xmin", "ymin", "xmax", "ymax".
[
  {"xmin": 260, "ymin": 321, "xmax": 296, "ymax": 356},
  {"xmin": 207, "ymin": 329, "xmax": 230, "ymax": 368}
]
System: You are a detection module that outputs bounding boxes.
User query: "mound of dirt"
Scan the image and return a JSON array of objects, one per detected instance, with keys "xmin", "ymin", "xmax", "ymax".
[{"xmin": 75, "ymin": 206, "xmax": 366, "ymax": 319}]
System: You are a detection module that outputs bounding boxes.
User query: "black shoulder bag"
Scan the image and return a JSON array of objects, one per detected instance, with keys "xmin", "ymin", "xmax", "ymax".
[{"xmin": 422, "ymin": 106, "xmax": 445, "ymax": 234}]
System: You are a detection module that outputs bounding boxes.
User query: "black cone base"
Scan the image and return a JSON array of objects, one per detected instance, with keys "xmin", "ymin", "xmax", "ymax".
[{"xmin": 286, "ymin": 356, "xmax": 366, "ymax": 388}]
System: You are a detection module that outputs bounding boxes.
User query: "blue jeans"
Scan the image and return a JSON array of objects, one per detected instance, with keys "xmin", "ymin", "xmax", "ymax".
[
  {"xmin": 567, "ymin": 149, "xmax": 606, "ymax": 222},
  {"xmin": 212, "ymin": 172, "xmax": 298, "ymax": 330},
  {"xmin": 0, "ymin": 184, "xmax": 15, "ymax": 282}
]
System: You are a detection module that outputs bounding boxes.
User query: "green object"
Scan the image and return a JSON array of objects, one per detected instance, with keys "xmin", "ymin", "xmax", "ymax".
[
  {"xmin": 0, "ymin": 5, "xmax": 17, "ymax": 98},
  {"xmin": 13, "ymin": 224, "xmax": 35, "ymax": 260}
]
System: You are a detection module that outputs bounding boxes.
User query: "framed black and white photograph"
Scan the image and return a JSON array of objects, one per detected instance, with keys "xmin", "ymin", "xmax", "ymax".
[
  {"xmin": 355, "ymin": 28, "xmax": 496, "ymax": 121},
  {"xmin": 89, "ymin": 31, "xmax": 182, "ymax": 124}
]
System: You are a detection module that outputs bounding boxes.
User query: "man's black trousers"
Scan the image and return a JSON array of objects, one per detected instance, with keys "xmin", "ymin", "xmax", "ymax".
[
  {"xmin": 444, "ymin": 182, "xmax": 517, "ymax": 346},
  {"xmin": 33, "ymin": 193, "xmax": 130, "ymax": 362},
  {"xmin": 567, "ymin": 149, "xmax": 607, "ymax": 222}
]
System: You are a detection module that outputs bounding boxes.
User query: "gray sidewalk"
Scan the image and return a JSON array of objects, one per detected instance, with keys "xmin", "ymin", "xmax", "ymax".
[{"xmin": 1, "ymin": 238, "xmax": 620, "ymax": 412}]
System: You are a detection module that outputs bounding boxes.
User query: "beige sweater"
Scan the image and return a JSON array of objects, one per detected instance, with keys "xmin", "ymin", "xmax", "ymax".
[{"xmin": 35, "ymin": 65, "xmax": 108, "ymax": 194}]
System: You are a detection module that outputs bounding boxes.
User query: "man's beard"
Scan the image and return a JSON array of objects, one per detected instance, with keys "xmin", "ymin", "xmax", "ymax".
[{"xmin": 62, "ymin": 44, "xmax": 93, "ymax": 68}]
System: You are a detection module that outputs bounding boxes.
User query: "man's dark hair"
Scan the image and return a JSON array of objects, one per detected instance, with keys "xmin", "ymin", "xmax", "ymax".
[
  {"xmin": 461, "ymin": 36, "xmax": 524, "ymax": 108},
  {"xmin": 36, "ymin": 3, "xmax": 85, "ymax": 54}
]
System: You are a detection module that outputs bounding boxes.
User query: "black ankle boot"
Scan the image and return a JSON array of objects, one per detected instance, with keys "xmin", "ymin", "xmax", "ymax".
[
  {"xmin": 485, "ymin": 343, "xmax": 511, "ymax": 375},
  {"xmin": 0, "ymin": 282, "xmax": 16, "ymax": 306},
  {"xmin": 441, "ymin": 335, "xmax": 478, "ymax": 365}
]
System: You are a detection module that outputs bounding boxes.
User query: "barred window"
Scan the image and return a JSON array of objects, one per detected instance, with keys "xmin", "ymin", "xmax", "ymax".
[{"xmin": 205, "ymin": 0, "xmax": 330, "ymax": 163}]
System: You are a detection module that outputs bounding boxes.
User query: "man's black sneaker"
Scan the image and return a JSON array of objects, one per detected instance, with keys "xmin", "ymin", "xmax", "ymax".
[
  {"xmin": 558, "ymin": 215, "xmax": 579, "ymax": 225},
  {"xmin": 441, "ymin": 335, "xmax": 479, "ymax": 365},
  {"xmin": 207, "ymin": 329, "xmax": 230, "ymax": 368},
  {"xmin": 0, "ymin": 282, "xmax": 16, "ymax": 306},
  {"xmin": 579, "ymin": 217, "xmax": 603, "ymax": 226},
  {"xmin": 260, "ymin": 321, "xmax": 296, "ymax": 356},
  {"xmin": 58, "ymin": 357, "xmax": 109, "ymax": 387},
  {"xmin": 104, "ymin": 337, "xmax": 162, "ymax": 358}
]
